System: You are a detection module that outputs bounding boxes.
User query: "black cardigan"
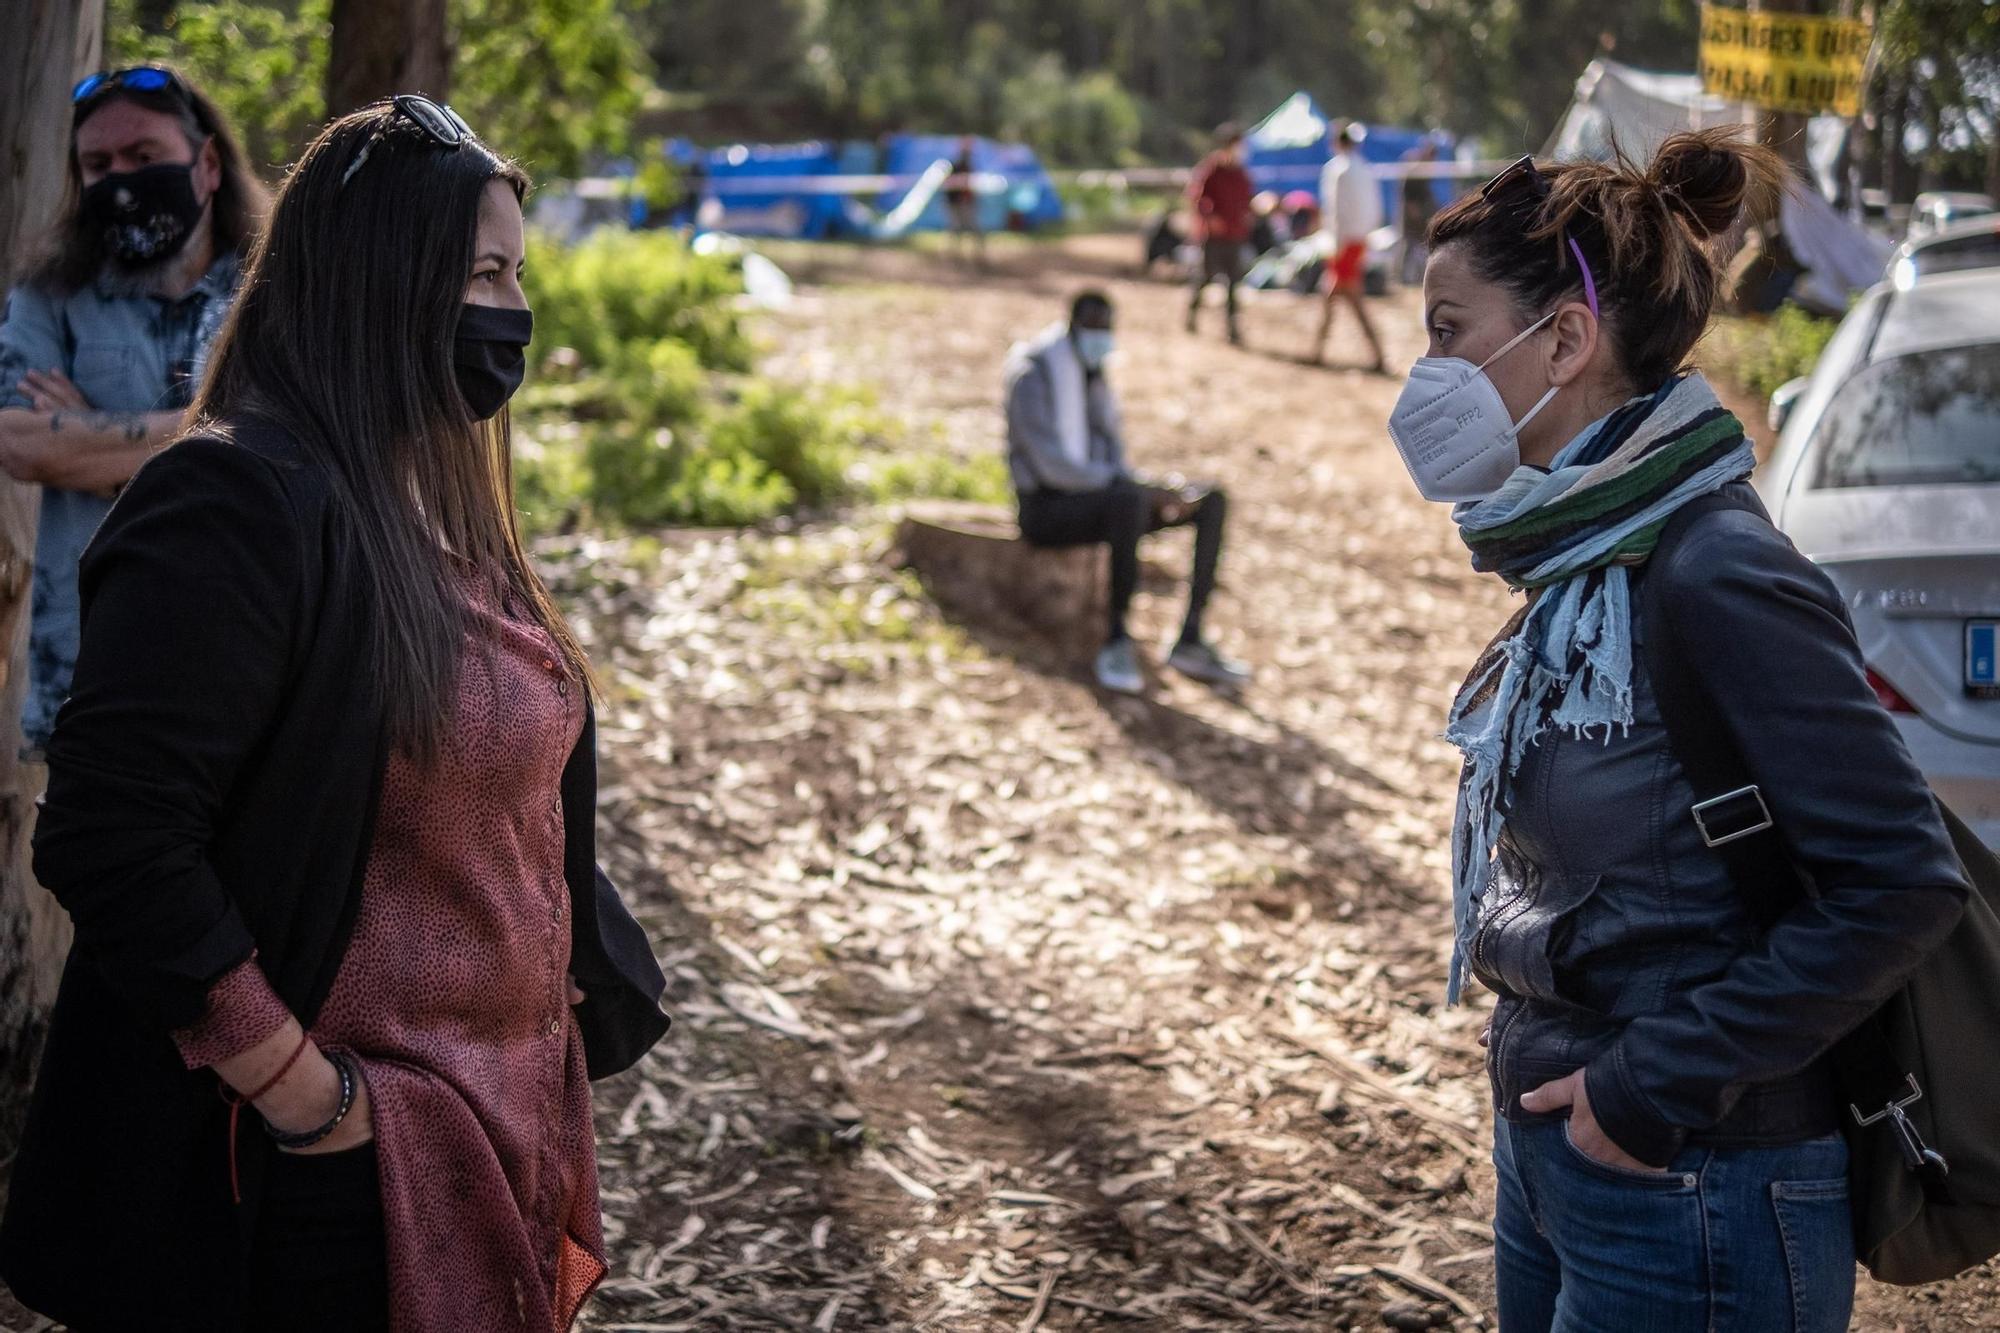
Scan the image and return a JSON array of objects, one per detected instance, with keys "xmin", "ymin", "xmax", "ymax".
[{"xmin": 0, "ymin": 421, "xmax": 670, "ymax": 1330}]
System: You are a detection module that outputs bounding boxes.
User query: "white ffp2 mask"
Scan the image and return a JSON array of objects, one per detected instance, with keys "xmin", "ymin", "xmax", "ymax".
[{"xmin": 1387, "ymin": 312, "xmax": 1560, "ymax": 503}]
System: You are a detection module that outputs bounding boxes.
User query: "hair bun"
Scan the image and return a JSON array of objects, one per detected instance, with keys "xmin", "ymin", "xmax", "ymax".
[{"xmin": 1649, "ymin": 129, "xmax": 1756, "ymax": 240}]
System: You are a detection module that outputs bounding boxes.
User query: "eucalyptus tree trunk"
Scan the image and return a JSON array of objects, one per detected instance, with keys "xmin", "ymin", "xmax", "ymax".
[
  {"xmin": 0, "ymin": 0, "xmax": 102, "ymax": 1149},
  {"xmin": 325, "ymin": 0, "xmax": 452, "ymax": 117}
]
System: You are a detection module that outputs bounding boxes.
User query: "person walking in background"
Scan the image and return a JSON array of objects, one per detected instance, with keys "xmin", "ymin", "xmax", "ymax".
[
  {"xmin": 946, "ymin": 135, "xmax": 984, "ymax": 268},
  {"xmin": 1311, "ymin": 122, "xmax": 1386, "ymax": 371},
  {"xmin": 1399, "ymin": 137, "xmax": 1440, "ymax": 287},
  {"xmin": 1395, "ymin": 130, "xmax": 1968, "ymax": 1330},
  {"xmin": 0, "ymin": 66, "xmax": 262, "ymax": 759},
  {"xmin": 1006, "ymin": 291, "xmax": 1249, "ymax": 695},
  {"xmin": 0, "ymin": 96, "xmax": 670, "ymax": 1332},
  {"xmin": 1186, "ymin": 123, "xmax": 1255, "ymax": 344}
]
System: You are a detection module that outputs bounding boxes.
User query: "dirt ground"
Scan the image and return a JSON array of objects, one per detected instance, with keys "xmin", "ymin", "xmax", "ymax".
[
  {"xmin": 3, "ymin": 235, "xmax": 1994, "ymax": 1331},
  {"xmin": 559, "ymin": 234, "xmax": 1999, "ymax": 1332}
]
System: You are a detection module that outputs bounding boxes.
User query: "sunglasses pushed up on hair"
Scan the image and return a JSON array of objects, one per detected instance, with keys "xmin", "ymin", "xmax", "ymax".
[
  {"xmin": 71, "ymin": 66, "xmax": 191, "ymax": 115},
  {"xmin": 339, "ymin": 95, "xmax": 478, "ymax": 189},
  {"xmin": 1478, "ymin": 153, "xmax": 1600, "ymax": 319}
]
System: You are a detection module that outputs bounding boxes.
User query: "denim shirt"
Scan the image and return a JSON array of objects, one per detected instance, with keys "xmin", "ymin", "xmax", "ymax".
[{"xmin": 0, "ymin": 253, "xmax": 240, "ymax": 753}]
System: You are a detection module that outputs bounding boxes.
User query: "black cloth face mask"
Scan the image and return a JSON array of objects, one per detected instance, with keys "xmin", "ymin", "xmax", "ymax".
[
  {"xmin": 453, "ymin": 303, "xmax": 533, "ymax": 421},
  {"xmin": 81, "ymin": 162, "xmax": 207, "ymax": 266}
]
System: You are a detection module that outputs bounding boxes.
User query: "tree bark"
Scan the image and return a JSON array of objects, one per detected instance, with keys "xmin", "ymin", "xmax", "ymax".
[
  {"xmin": 325, "ymin": 0, "xmax": 452, "ymax": 119},
  {"xmin": 0, "ymin": 0, "xmax": 101, "ymax": 1150}
]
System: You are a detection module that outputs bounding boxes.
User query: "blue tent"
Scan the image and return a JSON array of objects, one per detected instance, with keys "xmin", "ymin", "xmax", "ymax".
[
  {"xmin": 1244, "ymin": 92, "xmax": 1455, "ymax": 221},
  {"xmin": 875, "ymin": 134, "xmax": 1065, "ymax": 232},
  {"xmin": 670, "ymin": 140, "xmax": 850, "ymax": 240}
]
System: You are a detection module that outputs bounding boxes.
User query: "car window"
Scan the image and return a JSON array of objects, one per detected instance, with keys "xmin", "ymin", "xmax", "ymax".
[
  {"xmin": 1911, "ymin": 229, "xmax": 2000, "ymax": 278},
  {"xmin": 1810, "ymin": 342, "xmax": 2000, "ymax": 489}
]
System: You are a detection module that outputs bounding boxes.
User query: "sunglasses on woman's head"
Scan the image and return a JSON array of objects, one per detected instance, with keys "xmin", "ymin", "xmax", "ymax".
[
  {"xmin": 1478, "ymin": 154, "xmax": 1599, "ymax": 318},
  {"xmin": 340, "ymin": 94, "xmax": 478, "ymax": 189},
  {"xmin": 1481, "ymin": 154, "xmax": 1550, "ymax": 203}
]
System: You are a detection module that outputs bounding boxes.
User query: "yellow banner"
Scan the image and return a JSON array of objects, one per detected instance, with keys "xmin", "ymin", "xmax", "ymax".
[{"xmin": 1699, "ymin": 4, "xmax": 1872, "ymax": 118}]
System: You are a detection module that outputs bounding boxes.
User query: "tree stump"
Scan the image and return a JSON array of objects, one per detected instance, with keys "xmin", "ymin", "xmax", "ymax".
[{"xmin": 892, "ymin": 502, "xmax": 1107, "ymax": 648}]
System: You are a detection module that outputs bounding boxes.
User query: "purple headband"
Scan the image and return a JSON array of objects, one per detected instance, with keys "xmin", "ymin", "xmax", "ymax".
[{"xmin": 1566, "ymin": 234, "xmax": 1599, "ymax": 318}]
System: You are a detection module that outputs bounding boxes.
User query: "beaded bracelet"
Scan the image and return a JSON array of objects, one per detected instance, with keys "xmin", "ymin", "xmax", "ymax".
[{"xmin": 264, "ymin": 1047, "xmax": 358, "ymax": 1150}]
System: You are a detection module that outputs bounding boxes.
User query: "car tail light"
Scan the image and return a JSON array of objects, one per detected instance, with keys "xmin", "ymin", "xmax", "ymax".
[{"xmin": 1867, "ymin": 667, "xmax": 1917, "ymax": 714}]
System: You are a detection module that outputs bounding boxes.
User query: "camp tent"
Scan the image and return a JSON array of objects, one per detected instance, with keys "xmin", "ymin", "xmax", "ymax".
[
  {"xmin": 874, "ymin": 134, "xmax": 1065, "ymax": 234},
  {"xmin": 669, "ymin": 139, "xmax": 850, "ymax": 240},
  {"xmin": 1244, "ymin": 91, "xmax": 1455, "ymax": 222},
  {"xmin": 1546, "ymin": 59, "xmax": 1887, "ymax": 312}
]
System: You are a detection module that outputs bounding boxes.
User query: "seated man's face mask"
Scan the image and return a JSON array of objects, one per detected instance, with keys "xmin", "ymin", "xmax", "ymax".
[{"xmin": 1074, "ymin": 328, "xmax": 1114, "ymax": 371}]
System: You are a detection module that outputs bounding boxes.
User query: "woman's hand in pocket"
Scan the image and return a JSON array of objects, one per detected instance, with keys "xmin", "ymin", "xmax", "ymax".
[{"xmin": 1520, "ymin": 1068, "xmax": 1653, "ymax": 1172}]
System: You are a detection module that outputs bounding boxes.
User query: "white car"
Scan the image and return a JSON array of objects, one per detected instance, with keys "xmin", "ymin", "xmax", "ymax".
[
  {"xmin": 1886, "ymin": 212, "xmax": 2000, "ymax": 288},
  {"xmin": 1761, "ymin": 267, "xmax": 2000, "ymax": 848},
  {"xmin": 1906, "ymin": 191, "xmax": 1995, "ymax": 242}
]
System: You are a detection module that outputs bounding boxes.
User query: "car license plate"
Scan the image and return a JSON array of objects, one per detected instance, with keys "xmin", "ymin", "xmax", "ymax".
[{"xmin": 1970, "ymin": 621, "xmax": 2000, "ymax": 699}]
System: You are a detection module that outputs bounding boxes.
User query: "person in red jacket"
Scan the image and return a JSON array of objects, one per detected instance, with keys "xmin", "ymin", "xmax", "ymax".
[{"xmin": 1187, "ymin": 123, "xmax": 1255, "ymax": 344}]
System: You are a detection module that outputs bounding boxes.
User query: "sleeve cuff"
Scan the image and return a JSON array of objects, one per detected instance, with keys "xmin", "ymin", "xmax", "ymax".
[
  {"xmin": 1584, "ymin": 1045, "xmax": 1687, "ymax": 1168},
  {"xmin": 170, "ymin": 953, "xmax": 294, "ymax": 1070}
]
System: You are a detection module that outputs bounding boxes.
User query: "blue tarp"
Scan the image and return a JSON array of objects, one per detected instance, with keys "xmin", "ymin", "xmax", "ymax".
[
  {"xmin": 668, "ymin": 139, "xmax": 849, "ymax": 240},
  {"xmin": 1244, "ymin": 92, "xmax": 1456, "ymax": 222},
  {"xmin": 875, "ymin": 134, "xmax": 1065, "ymax": 232}
]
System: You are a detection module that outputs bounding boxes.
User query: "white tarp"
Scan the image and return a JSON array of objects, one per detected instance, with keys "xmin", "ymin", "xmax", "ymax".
[{"xmin": 1547, "ymin": 59, "xmax": 1889, "ymax": 311}]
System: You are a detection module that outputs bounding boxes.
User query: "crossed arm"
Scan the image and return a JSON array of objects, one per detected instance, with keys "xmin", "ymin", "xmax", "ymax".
[{"xmin": 0, "ymin": 369, "xmax": 179, "ymax": 493}]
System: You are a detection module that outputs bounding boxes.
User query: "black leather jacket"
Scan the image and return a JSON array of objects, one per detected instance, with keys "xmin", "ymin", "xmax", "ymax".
[{"xmin": 1471, "ymin": 486, "xmax": 1968, "ymax": 1166}]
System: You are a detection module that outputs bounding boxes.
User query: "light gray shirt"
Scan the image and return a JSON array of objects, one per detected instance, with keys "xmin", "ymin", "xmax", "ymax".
[{"xmin": 1003, "ymin": 343, "xmax": 1128, "ymax": 495}]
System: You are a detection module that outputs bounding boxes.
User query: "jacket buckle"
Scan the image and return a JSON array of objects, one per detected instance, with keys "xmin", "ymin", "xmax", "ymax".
[{"xmin": 1691, "ymin": 785, "xmax": 1774, "ymax": 848}]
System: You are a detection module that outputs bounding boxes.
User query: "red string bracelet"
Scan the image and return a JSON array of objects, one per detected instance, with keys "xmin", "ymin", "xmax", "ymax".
[{"xmin": 219, "ymin": 1028, "xmax": 310, "ymax": 1204}]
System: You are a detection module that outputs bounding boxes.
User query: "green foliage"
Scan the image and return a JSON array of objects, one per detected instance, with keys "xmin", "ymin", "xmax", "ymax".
[
  {"xmin": 450, "ymin": 0, "xmax": 652, "ymax": 178},
  {"xmin": 514, "ymin": 230, "xmax": 991, "ymax": 533},
  {"xmin": 1872, "ymin": 0, "xmax": 2000, "ymax": 193},
  {"xmin": 523, "ymin": 229, "xmax": 751, "ymax": 373},
  {"xmin": 106, "ymin": 0, "xmax": 649, "ymax": 179},
  {"xmin": 1703, "ymin": 307, "xmax": 1841, "ymax": 402},
  {"xmin": 850, "ymin": 450, "xmax": 1011, "ymax": 506},
  {"xmin": 647, "ymin": 0, "xmax": 1703, "ymax": 162},
  {"xmin": 107, "ymin": 0, "xmax": 330, "ymax": 174},
  {"xmin": 999, "ymin": 58, "xmax": 1142, "ymax": 167}
]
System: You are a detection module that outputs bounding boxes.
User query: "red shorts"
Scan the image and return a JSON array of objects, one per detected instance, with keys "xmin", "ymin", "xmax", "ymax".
[{"xmin": 1329, "ymin": 241, "xmax": 1367, "ymax": 290}]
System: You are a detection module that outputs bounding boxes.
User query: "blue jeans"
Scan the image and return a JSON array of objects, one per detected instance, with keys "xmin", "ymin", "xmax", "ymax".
[{"xmin": 1492, "ymin": 1117, "xmax": 1854, "ymax": 1332}]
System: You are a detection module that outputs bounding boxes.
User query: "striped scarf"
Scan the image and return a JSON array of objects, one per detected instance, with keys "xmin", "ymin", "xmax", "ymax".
[{"xmin": 1444, "ymin": 373, "xmax": 1756, "ymax": 1002}]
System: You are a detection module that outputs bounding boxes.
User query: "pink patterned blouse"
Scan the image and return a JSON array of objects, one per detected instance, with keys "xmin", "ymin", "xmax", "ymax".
[{"xmin": 174, "ymin": 570, "xmax": 604, "ymax": 1331}]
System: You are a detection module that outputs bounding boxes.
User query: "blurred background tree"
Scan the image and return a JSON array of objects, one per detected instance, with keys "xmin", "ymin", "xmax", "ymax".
[{"xmin": 94, "ymin": 0, "xmax": 2000, "ymax": 196}]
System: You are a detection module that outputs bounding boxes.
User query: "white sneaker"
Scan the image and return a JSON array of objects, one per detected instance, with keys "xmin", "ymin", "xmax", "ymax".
[
  {"xmin": 1094, "ymin": 638, "xmax": 1144, "ymax": 694},
  {"xmin": 1166, "ymin": 638, "xmax": 1251, "ymax": 687}
]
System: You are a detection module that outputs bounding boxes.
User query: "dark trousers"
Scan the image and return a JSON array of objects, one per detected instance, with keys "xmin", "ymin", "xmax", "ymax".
[
  {"xmin": 1190, "ymin": 239, "xmax": 1245, "ymax": 328},
  {"xmin": 1019, "ymin": 479, "xmax": 1226, "ymax": 644},
  {"xmin": 249, "ymin": 1142, "xmax": 390, "ymax": 1332}
]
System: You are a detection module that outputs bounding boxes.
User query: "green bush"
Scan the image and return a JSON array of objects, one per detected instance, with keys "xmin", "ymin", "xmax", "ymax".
[
  {"xmin": 1703, "ymin": 305, "xmax": 1841, "ymax": 401},
  {"xmin": 512, "ymin": 229, "xmax": 1020, "ymax": 534},
  {"xmin": 523, "ymin": 230, "xmax": 750, "ymax": 373}
]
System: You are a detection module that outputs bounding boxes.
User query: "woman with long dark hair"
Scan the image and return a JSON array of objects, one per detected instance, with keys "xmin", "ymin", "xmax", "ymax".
[
  {"xmin": 0, "ymin": 98, "xmax": 669, "ymax": 1332},
  {"xmin": 1392, "ymin": 129, "xmax": 1969, "ymax": 1328}
]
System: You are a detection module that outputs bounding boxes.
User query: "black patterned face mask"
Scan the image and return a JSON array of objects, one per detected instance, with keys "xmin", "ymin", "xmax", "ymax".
[{"xmin": 80, "ymin": 162, "xmax": 206, "ymax": 266}]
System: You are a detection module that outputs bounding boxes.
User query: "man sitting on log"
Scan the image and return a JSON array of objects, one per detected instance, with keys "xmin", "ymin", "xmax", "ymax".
[{"xmin": 1003, "ymin": 290, "xmax": 1249, "ymax": 694}]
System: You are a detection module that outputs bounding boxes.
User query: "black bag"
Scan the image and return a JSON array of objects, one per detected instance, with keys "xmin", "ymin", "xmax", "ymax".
[{"xmin": 1641, "ymin": 489, "xmax": 2000, "ymax": 1285}]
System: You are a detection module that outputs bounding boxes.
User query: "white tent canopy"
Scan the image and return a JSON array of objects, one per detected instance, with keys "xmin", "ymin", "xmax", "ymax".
[{"xmin": 1547, "ymin": 59, "xmax": 1888, "ymax": 312}]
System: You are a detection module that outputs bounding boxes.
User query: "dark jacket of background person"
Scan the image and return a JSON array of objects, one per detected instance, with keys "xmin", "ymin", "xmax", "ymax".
[
  {"xmin": 1473, "ymin": 488, "xmax": 1968, "ymax": 1167},
  {"xmin": 1188, "ymin": 151, "xmax": 1254, "ymax": 244},
  {"xmin": 0, "ymin": 422, "xmax": 671, "ymax": 1331},
  {"xmin": 1003, "ymin": 332, "xmax": 1128, "ymax": 496}
]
